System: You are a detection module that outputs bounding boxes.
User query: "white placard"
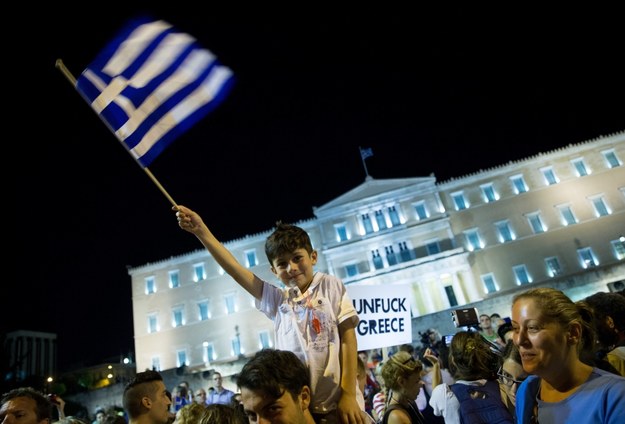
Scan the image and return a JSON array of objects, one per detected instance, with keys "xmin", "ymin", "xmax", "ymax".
[{"xmin": 347, "ymin": 284, "xmax": 412, "ymax": 351}]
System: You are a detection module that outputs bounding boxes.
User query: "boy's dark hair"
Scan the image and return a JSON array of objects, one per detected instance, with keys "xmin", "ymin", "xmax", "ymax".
[
  {"xmin": 264, "ymin": 222, "xmax": 313, "ymax": 265},
  {"xmin": 123, "ymin": 370, "xmax": 164, "ymax": 419},
  {"xmin": 236, "ymin": 348, "xmax": 310, "ymax": 402},
  {"xmin": 0, "ymin": 387, "xmax": 52, "ymax": 422}
]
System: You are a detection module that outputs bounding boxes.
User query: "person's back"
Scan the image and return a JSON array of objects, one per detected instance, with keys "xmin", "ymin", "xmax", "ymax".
[
  {"xmin": 175, "ymin": 206, "xmax": 362, "ymax": 422},
  {"xmin": 429, "ymin": 331, "xmax": 512, "ymax": 424},
  {"xmin": 199, "ymin": 404, "xmax": 245, "ymax": 424},
  {"xmin": 172, "ymin": 402, "xmax": 204, "ymax": 424}
]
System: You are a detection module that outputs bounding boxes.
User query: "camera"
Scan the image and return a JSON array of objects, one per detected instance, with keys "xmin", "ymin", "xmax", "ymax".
[
  {"xmin": 443, "ymin": 334, "xmax": 454, "ymax": 347},
  {"xmin": 47, "ymin": 394, "xmax": 60, "ymax": 405},
  {"xmin": 451, "ymin": 307, "xmax": 479, "ymax": 328}
]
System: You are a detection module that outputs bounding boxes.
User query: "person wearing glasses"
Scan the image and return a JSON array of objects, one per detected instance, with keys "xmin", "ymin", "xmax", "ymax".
[{"xmin": 497, "ymin": 340, "xmax": 527, "ymax": 420}]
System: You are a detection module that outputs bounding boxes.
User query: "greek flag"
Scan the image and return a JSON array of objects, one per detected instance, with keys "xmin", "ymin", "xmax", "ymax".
[
  {"xmin": 76, "ymin": 17, "xmax": 234, "ymax": 167},
  {"xmin": 360, "ymin": 147, "xmax": 373, "ymax": 160}
]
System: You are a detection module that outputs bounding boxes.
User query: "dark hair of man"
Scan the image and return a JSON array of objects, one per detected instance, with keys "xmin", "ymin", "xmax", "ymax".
[
  {"xmin": 236, "ymin": 348, "xmax": 310, "ymax": 402},
  {"xmin": 123, "ymin": 370, "xmax": 163, "ymax": 419},
  {"xmin": 585, "ymin": 291, "xmax": 625, "ymax": 347},
  {"xmin": 1, "ymin": 387, "xmax": 52, "ymax": 422},
  {"xmin": 264, "ymin": 222, "xmax": 313, "ymax": 265}
]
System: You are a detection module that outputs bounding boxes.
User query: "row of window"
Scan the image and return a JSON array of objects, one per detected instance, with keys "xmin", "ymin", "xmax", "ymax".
[
  {"xmin": 145, "ymin": 249, "xmax": 261, "ymax": 294},
  {"xmin": 332, "ymin": 150, "xmax": 622, "ymax": 244},
  {"xmin": 450, "ymin": 149, "xmax": 622, "ymax": 211},
  {"xmin": 150, "ymin": 331, "xmax": 273, "ymax": 371},
  {"xmin": 463, "ymin": 194, "xmax": 614, "ymax": 251},
  {"xmin": 480, "ymin": 238, "xmax": 625, "ymax": 294}
]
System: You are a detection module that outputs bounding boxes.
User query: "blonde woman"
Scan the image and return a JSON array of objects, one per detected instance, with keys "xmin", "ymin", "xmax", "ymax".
[{"xmin": 380, "ymin": 351, "xmax": 426, "ymax": 424}]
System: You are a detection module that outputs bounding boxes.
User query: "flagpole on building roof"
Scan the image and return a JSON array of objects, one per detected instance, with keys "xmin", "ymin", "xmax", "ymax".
[
  {"xmin": 55, "ymin": 59, "xmax": 178, "ymax": 207},
  {"xmin": 359, "ymin": 146, "xmax": 373, "ymax": 179}
]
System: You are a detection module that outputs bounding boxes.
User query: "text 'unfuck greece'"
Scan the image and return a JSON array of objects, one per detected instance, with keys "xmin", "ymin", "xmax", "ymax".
[{"xmin": 353, "ymin": 297, "xmax": 408, "ymax": 336}]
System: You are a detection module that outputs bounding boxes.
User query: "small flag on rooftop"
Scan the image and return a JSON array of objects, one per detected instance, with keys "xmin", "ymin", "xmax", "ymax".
[
  {"xmin": 359, "ymin": 146, "xmax": 374, "ymax": 178},
  {"xmin": 74, "ymin": 17, "xmax": 234, "ymax": 168},
  {"xmin": 360, "ymin": 146, "xmax": 373, "ymax": 160}
]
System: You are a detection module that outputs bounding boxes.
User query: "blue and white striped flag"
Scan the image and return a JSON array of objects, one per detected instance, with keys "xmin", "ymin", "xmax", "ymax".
[
  {"xmin": 360, "ymin": 147, "xmax": 373, "ymax": 160},
  {"xmin": 76, "ymin": 17, "xmax": 234, "ymax": 167}
]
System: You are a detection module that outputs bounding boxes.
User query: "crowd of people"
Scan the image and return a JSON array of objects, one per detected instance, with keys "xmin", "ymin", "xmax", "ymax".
[{"xmin": 2, "ymin": 204, "xmax": 624, "ymax": 423}]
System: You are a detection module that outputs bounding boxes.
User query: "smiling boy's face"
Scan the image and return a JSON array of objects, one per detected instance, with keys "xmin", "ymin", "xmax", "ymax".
[{"xmin": 271, "ymin": 248, "xmax": 317, "ymax": 291}]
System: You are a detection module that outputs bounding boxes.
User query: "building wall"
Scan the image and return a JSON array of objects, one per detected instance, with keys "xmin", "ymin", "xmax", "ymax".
[{"xmin": 128, "ymin": 131, "xmax": 625, "ymax": 373}]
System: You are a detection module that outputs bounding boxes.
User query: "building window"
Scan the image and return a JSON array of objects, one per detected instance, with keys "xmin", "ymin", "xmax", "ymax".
[
  {"xmin": 589, "ymin": 195, "xmax": 611, "ymax": 217},
  {"xmin": 612, "ymin": 237, "xmax": 625, "ymax": 260},
  {"xmin": 259, "ymin": 331, "xmax": 272, "ymax": 349},
  {"xmin": 345, "ymin": 263, "xmax": 358, "ymax": 277},
  {"xmin": 176, "ymin": 350, "xmax": 188, "ymax": 367},
  {"xmin": 169, "ymin": 270, "xmax": 180, "ymax": 288},
  {"xmin": 198, "ymin": 301, "xmax": 210, "ymax": 321},
  {"xmin": 397, "ymin": 241, "xmax": 412, "ymax": 262},
  {"xmin": 362, "ymin": 214, "xmax": 374, "ymax": 234},
  {"xmin": 426, "ymin": 240, "xmax": 441, "ymax": 255},
  {"xmin": 151, "ymin": 357, "xmax": 161, "ymax": 371},
  {"xmin": 571, "ymin": 158, "xmax": 590, "ymax": 176},
  {"xmin": 172, "ymin": 307, "xmax": 184, "ymax": 327},
  {"xmin": 557, "ymin": 204, "xmax": 577, "ymax": 226},
  {"xmin": 602, "ymin": 149, "xmax": 621, "ymax": 168},
  {"xmin": 232, "ymin": 336, "xmax": 242, "ymax": 357},
  {"xmin": 335, "ymin": 223, "xmax": 348, "ymax": 242},
  {"xmin": 464, "ymin": 228, "xmax": 483, "ymax": 251},
  {"xmin": 545, "ymin": 256, "xmax": 563, "ymax": 277},
  {"xmin": 193, "ymin": 263, "xmax": 206, "ymax": 282},
  {"xmin": 480, "ymin": 183, "xmax": 498, "ymax": 203},
  {"xmin": 481, "ymin": 274, "xmax": 498, "ymax": 294},
  {"xmin": 245, "ymin": 249, "xmax": 258, "ymax": 268},
  {"xmin": 372, "ymin": 250, "xmax": 384, "ymax": 270},
  {"xmin": 510, "ymin": 174, "xmax": 528, "ymax": 194},
  {"xmin": 513, "ymin": 264, "xmax": 532, "ymax": 285},
  {"xmin": 444, "ymin": 285, "xmax": 458, "ymax": 307},
  {"xmin": 451, "ymin": 191, "xmax": 468, "ymax": 210},
  {"xmin": 224, "ymin": 293, "xmax": 237, "ymax": 314},
  {"xmin": 385, "ymin": 245, "xmax": 398, "ymax": 266},
  {"xmin": 540, "ymin": 166, "xmax": 559, "ymax": 185},
  {"xmin": 148, "ymin": 314, "xmax": 158, "ymax": 333},
  {"xmin": 414, "ymin": 201, "xmax": 429, "ymax": 220},
  {"xmin": 388, "ymin": 206, "xmax": 401, "ymax": 226},
  {"xmin": 203, "ymin": 342, "xmax": 215, "ymax": 362},
  {"xmin": 495, "ymin": 220, "xmax": 515, "ymax": 243},
  {"xmin": 577, "ymin": 247, "xmax": 599, "ymax": 269},
  {"xmin": 526, "ymin": 212, "xmax": 546, "ymax": 234},
  {"xmin": 375, "ymin": 210, "xmax": 388, "ymax": 230},
  {"xmin": 145, "ymin": 276, "xmax": 156, "ymax": 294}
]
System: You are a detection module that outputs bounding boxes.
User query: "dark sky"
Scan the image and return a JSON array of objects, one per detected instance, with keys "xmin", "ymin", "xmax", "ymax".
[{"xmin": 6, "ymin": 4, "xmax": 624, "ymax": 371}]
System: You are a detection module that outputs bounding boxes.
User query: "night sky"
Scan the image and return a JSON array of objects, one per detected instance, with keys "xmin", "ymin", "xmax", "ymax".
[{"xmin": 6, "ymin": 4, "xmax": 624, "ymax": 371}]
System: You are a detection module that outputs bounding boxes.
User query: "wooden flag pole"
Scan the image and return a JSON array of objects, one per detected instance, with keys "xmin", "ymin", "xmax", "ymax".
[{"xmin": 55, "ymin": 59, "xmax": 178, "ymax": 207}]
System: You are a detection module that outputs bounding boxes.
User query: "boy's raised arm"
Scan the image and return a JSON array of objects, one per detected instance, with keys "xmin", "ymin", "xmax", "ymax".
[{"xmin": 173, "ymin": 205, "xmax": 263, "ymax": 300}]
